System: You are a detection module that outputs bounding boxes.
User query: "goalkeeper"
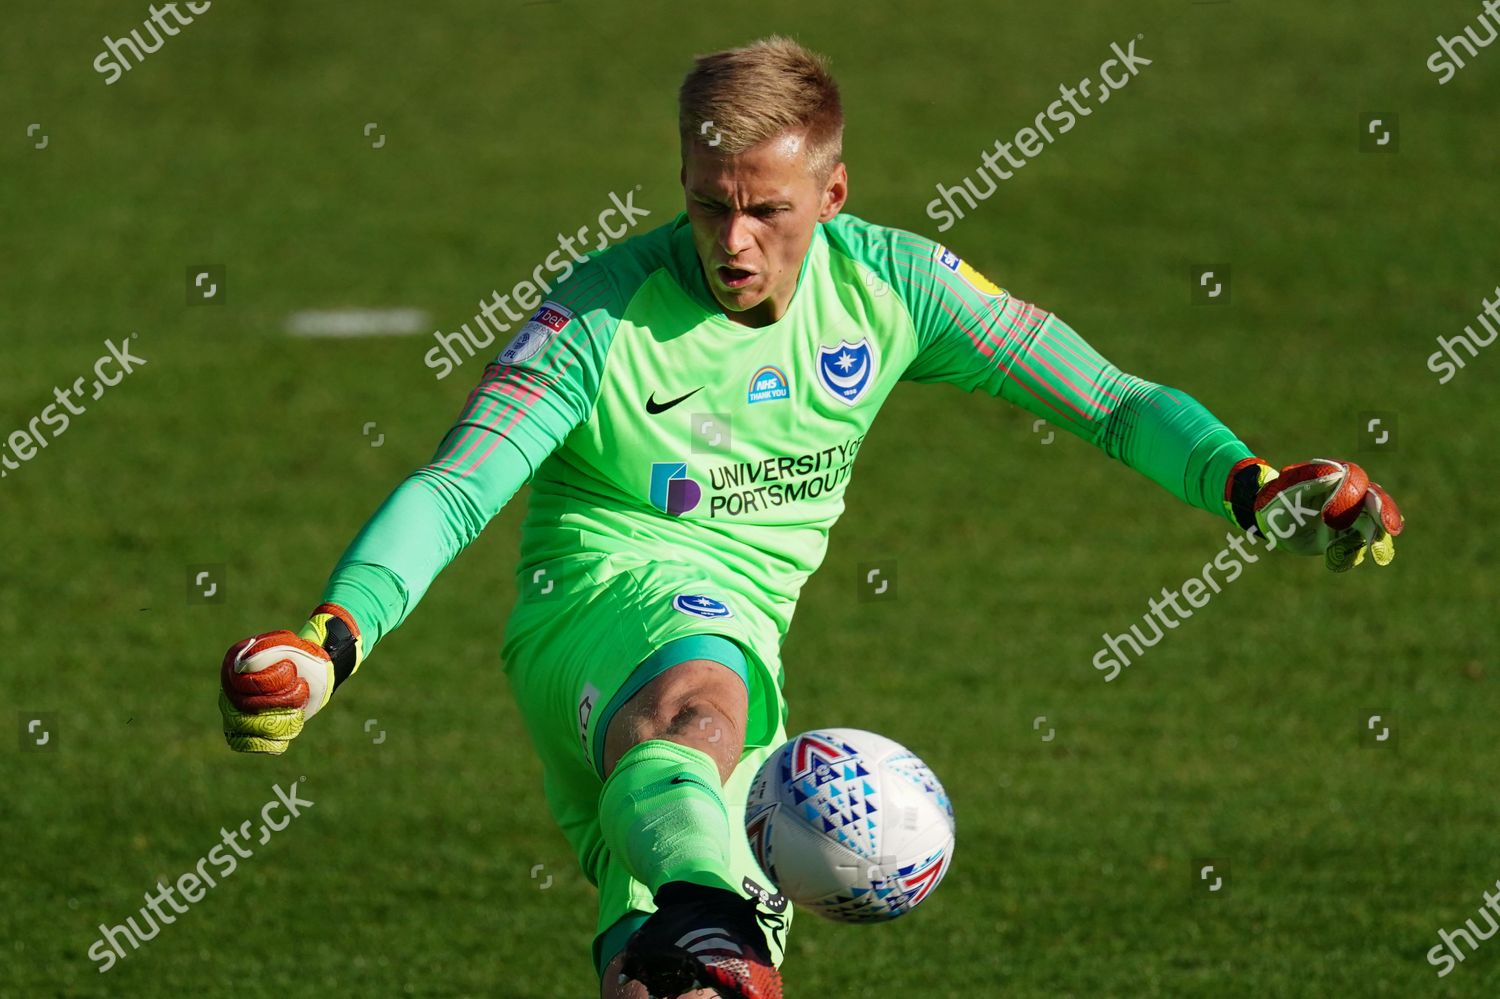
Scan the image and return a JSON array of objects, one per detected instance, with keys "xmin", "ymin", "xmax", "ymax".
[{"xmin": 216, "ymin": 36, "xmax": 1404, "ymax": 999}]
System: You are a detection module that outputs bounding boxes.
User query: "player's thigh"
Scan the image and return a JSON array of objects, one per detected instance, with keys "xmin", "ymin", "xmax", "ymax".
[
  {"xmin": 507, "ymin": 556, "xmax": 783, "ymax": 787},
  {"xmin": 601, "ymin": 656, "xmax": 750, "ymax": 783}
]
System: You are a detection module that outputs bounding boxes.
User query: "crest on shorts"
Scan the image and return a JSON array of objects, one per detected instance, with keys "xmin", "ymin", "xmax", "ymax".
[{"xmin": 672, "ymin": 593, "xmax": 732, "ymax": 619}]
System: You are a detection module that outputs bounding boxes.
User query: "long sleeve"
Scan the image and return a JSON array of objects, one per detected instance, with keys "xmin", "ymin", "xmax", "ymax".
[
  {"xmin": 317, "ymin": 260, "xmax": 626, "ymax": 653},
  {"xmin": 903, "ymin": 289, "xmax": 1251, "ymax": 516},
  {"xmin": 836, "ymin": 219, "xmax": 1253, "ymax": 516}
]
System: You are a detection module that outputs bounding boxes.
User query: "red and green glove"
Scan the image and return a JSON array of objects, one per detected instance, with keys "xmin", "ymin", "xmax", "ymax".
[
  {"xmin": 219, "ymin": 603, "xmax": 363, "ymax": 755},
  {"xmin": 1225, "ymin": 458, "xmax": 1405, "ymax": 572}
]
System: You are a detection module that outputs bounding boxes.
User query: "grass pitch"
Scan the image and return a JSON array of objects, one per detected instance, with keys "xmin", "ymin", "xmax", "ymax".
[{"xmin": 2, "ymin": 2, "xmax": 1496, "ymax": 996}]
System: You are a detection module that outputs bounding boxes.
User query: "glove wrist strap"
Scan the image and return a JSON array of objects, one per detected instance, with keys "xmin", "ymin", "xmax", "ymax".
[
  {"xmin": 1224, "ymin": 457, "xmax": 1276, "ymax": 536},
  {"xmin": 302, "ymin": 603, "xmax": 363, "ymax": 691}
]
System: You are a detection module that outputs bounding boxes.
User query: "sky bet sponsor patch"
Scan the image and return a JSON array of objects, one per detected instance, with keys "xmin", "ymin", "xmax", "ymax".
[
  {"xmin": 934, "ymin": 245, "xmax": 1004, "ymax": 298},
  {"xmin": 499, "ymin": 301, "xmax": 573, "ymax": 366},
  {"xmin": 747, "ymin": 365, "xmax": 790, "ymax": 404}
]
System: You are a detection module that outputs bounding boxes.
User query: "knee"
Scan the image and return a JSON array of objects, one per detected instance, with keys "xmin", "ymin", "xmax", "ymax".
[
  {"xmin": 658, "ymin": 686, "xmax": 746, "ymax": 767},
  {"xmin": 603, "ymin": 659, "xmax": 748, "ymax": 783}
]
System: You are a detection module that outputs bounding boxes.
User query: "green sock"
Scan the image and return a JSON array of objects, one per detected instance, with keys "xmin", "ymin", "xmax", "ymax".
[{"xmin": 597, "ymin": 739, "xmax": 738, "ymax": 897}]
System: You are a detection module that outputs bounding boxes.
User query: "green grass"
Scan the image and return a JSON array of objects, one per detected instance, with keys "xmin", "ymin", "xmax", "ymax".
[{"xmin": 2, "ymin": 1, "xmax": 1497, "ymax": 996}]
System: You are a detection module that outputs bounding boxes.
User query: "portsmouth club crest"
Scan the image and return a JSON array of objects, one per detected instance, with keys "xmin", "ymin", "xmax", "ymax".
[
  {"xmin": 672, "ymin": 593, "xmax": 732, "ymax": 619},
  {"xmin": 816, "ymin": 338, "xmax": 877, "ymax": 406}
]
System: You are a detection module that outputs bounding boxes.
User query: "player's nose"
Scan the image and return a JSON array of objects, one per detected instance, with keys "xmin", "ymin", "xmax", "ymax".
[{"xmin": 719, "ymin": 212, "xmax": 756, "ymax": 259}]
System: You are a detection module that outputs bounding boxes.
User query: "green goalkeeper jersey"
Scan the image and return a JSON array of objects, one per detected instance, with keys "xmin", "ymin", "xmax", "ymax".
[{"xmin": 320, "ymin": 211, "xmax": 1253, "ymax": 652}]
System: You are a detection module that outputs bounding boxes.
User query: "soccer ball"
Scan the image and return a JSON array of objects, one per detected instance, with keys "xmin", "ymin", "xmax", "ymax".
[{"xmin": 744, "ymin": 728, "xmax": 955, "ymax": 922}]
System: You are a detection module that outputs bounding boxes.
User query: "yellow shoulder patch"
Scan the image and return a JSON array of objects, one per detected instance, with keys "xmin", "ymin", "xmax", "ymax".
[
  {"xmin": 957, "ymin": 258, "xmax": 1004, "ymax": 298},
  {"xmin": 934, "ymin": 244, "xmax": 1005, "ymax": 298}
]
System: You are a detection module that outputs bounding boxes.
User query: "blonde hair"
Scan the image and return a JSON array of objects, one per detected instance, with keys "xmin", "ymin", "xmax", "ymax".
[{"xmin": 678, "ymin": 35, "xmax": 843, "ymax": 178}]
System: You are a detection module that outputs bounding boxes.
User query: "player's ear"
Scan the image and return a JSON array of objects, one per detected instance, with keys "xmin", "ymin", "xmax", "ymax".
[{"xmin": 818, "ymin": 162, "xmax": 847, "ymax": 222}]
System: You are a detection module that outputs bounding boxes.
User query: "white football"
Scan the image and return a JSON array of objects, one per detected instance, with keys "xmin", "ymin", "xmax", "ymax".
[{"xmin": 744, "ymin": 728, "xmax": 955, "ymax": 922}]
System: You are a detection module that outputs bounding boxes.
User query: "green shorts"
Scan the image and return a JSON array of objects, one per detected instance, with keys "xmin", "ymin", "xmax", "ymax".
[{"xmin": 499, "ymin": 552, "xmax": 792, "ymax": 981}]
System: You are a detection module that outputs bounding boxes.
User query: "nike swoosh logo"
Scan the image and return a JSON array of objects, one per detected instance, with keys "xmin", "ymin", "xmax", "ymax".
[
  {"xmin": 670, "ymin": 774, "xmax": 710, "ymax": 788},
  {"xmin": 646, "ymin": 386, "xmax": 704, "ymax": 414}
]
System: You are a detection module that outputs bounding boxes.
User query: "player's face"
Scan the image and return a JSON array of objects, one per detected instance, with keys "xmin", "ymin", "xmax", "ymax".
[{"xmin": 682, "ymin": 129, "xmax": 847, "ymax": 328}]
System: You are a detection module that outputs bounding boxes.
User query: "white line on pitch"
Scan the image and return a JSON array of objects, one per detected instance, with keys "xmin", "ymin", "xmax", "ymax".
[{"xmin": 285, "ymin": 308, "xmax": 430, "ymax": 338}]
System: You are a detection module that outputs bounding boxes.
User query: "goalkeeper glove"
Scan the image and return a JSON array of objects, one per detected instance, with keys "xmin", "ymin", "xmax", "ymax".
[
  {"xmin": 1224, "ymin": 457, "xmax": 1405, "ymax": 572},
  {"xmin": 219, "ymin": 603, "xmax": 363, "ymax": 755}
]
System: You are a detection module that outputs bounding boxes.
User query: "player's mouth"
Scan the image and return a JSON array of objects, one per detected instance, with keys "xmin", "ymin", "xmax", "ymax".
[{"xmin": 716, "ymin": 264, "xmax": 757, "ymax": 290}]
